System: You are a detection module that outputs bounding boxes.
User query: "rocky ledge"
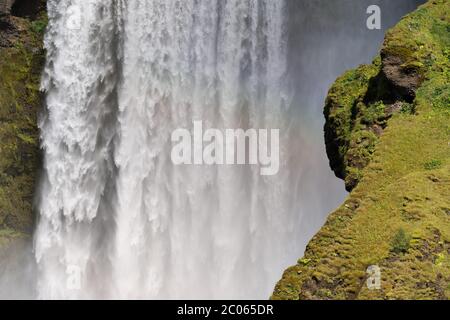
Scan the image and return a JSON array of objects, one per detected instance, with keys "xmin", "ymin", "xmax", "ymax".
[{"xmin": 273, "ymin": 0, "xmax": 449, "ymax": 300}]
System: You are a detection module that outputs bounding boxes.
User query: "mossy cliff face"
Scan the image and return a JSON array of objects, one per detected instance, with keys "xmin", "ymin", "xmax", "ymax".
[
  {"xmin": 0, "ymin": 1, "xmax": 46, "ymax": 251},
  {"xmin": 273, "ymin": 0, "xmax": 449, "ymax": 300}
]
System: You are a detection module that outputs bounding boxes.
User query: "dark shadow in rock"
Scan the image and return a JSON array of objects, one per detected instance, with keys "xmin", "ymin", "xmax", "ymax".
[{"xmin": 11, "ymin": 0, "xmax": 41, "ymax": 18}]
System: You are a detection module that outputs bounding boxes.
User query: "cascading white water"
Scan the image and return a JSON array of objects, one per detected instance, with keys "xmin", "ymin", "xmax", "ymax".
[
  {"xmin": 35, "ymin": 0, "xmax": 298, "ymax": 299},
  {"xmin": 21, "ymin": 0, "xmax": 424, "ymax": 301},
  {"xmin": 35, "ymin": 0, "xmax": 121, "ymax": 299},
  {"xmin": 112, "ymin": 1, "xmax": 291, "ymax": 299}
]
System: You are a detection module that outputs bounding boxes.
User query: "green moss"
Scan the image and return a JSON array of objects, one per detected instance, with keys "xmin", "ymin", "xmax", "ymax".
[
  {"xmin": 400, "ymin": 102, "xmax": 416, "ymax": 114},
  {"xmin": 31, "ymin": 17, "xmax": 47, "ymax": 35},
  {"xmin": 298, "ymin": 258, "xmax": 311, "ymax": 266},
  {"xmin": 324, "ymin": 61, "xmax": 381, "ymax": 183},
  {"xmin": 424, "ymin": 160, "xmax": 443, "ymax": 170},
  {"xmin": 0, "ymin": 10, "xmax": 47, "ymax": 248},
  {"xmin": 324, "ymin": 0, "xmax": 450, "ymax": 192},
  {"xmin": 360, "ymin": 101, "xmax": 386, "ymax": 126},
  {"xmin": 273, "ymin": 0, "xmax": 450, "ymax": 300},
  {"xmin": 391, "ymin": 229, "xmax": 411, "ymax": 254}
]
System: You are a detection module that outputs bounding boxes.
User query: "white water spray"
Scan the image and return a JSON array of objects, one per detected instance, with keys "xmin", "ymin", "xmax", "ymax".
[{"xmin": 35, "ymin": 0, "xmax": 298, "ymax": 299}]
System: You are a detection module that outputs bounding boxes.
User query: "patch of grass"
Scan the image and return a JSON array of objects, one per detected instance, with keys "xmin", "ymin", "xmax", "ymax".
[
  {"xmin": 298, "ymin": 258, "xmax": 311, "ymax": 266},
  {"xmin": 360, "ymin": 101, "xmax": 386, "ymax": 125},
  {"xmin": 30, "ymin": 10, "xmax": 48, "ymax": 38},
  {"xmin": 400, "ymin": 102, "xmax": 416, "ymax": 114},
  {"xmin": 31, "ymin": 19, "xmax": 47, "ymax": 35},
  {"xmin": 391, "ymin": 229, "xmax": 411, "ymax": 254},
  {"xmin": 435, "ymin": 252, "xmax": 445, "ymax": 266},
  {"xmin": 424, "ymin": 159, "xmax": 443, "ymax": 170}
]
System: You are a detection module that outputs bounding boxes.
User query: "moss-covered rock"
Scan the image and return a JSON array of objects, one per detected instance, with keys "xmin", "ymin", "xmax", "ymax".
[
  {"xmin": 273, "ymin": 0, "xmax": 449, "ymax": 300},
  {"xmin": 324, "ymin": 60, "xmax": 383, "ymax": 190},
  {"xmin": 0, "ymin": 1, "xmax": 46, "ymax": 250}
]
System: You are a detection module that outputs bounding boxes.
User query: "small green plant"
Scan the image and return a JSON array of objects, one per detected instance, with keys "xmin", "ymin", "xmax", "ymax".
[
  {"xmin": 400, "ymin": 102, "xmax": 416, "ymax": 114},
  {"xmin": 361, "ymin": 101, "xmax": 386, "ymax": 125},
  {"xmin": 391, "ymin": 229, "xmax": 411, "ymax": 254},
  {"xmin": 424, "ymin": 159, "xmax": 442, "ymax": 170},
  {"xmin": 444, "ymin": 48, "xmax": 450, "ymax": 60},
  {"xmin": 434, "ymin": 252, "xmax": 445, "ymax": 266},
  {"xmin": 31, "ymin": 19, "xmax": 48, "ymax": 35},
  {"xmin": 298, "ymin": 258, "xmax": 311, "ymax": 266}
]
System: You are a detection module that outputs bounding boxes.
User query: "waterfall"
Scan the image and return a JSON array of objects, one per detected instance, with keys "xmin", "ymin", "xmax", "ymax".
[
  {"xmin": 33, "ymin": 0, "xmax": 424, "ymax": 300},
  {"xmin": 35, "ymin": 0, "xmax": 296, "ymax": 299}
]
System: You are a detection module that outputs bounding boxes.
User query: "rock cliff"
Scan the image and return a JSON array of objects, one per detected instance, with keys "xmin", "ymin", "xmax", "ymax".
[
  {"xmin": 273, "ymin": 0, "xmax": 449, "ymax": 300},
  {"xmin": 0, "ymin": 0, "xmax": 46, "ymax": 254}
]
